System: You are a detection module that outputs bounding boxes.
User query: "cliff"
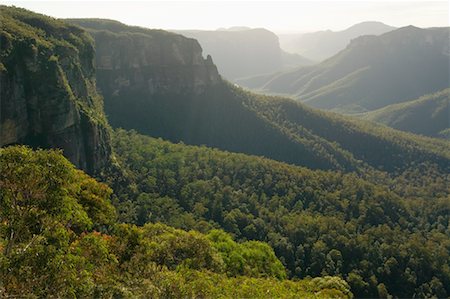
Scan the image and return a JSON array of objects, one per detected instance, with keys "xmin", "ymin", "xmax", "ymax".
[
  {"xmin": 174, "ymin": 28, "xmax": 280, "ymax": 80},
  {"xmin": 67, "ymin": 19, "xmax": 221, "ymax": 95},
  {"xmin": 173, "ymin": 28, "xmax": 313, "ymax": 81},
  {"xmin": 0, "ymin": 6, "xmax": 112, "ymax": 175}
]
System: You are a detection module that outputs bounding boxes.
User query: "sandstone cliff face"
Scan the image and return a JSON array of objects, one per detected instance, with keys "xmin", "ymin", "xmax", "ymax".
[
  {"xmin": 68, "ymin": 19, "xmax": 221, "ymax": 97},
  {"xmin": 173, "ymin": 28, "xmax": 283, "ymax": 81},
  {"xmin": 0, "ymin": 7, "xmax": 112, "ymax": 175}
]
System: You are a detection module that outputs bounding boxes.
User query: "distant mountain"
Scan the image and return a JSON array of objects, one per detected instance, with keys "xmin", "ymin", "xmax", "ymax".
[
  {"xmin": 68, "ymin": 19, "xmax": 450, "ymax": 174},
  {"xmin": 216, "ymin": 26, "xmax": 252, "ymax": 31},
  {"xmin": 360, "ymin": 89, "xmax": 449, "ymax": 138},
  {"xmin": 280, "ymin": 21, "xmax": 396, "ymax": 61},
  {"xmin": 173, "ymin": 28, "xmax": 313, "ymax": 81},
  {"xmin": 238, "ymin": 26, "xmax": 450, "ymax": 114}
]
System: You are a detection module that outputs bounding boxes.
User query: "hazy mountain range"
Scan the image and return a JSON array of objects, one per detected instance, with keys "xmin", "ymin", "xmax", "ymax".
[
  {"xmin": 172, "ymin": 28, "xmax": 313, "ymax": 81},
  {"xmin": 360, "ymin": 89, "xmax": 449, "ymax": 138},
  {"xmin": 238, "ymin": 26, "xmax": 450, "ymax": 116},
  {"xmin": 279, "ymin": 21, "xmax": 396, "ymax": 61}
]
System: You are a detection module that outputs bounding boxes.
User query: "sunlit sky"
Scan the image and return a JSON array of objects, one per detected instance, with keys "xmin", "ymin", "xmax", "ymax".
[{"xmin": 2, "ymin": 0, "xmax": 449, "ymax": 33}]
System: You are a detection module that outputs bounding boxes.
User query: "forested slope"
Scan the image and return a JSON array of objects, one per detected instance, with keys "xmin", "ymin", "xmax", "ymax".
[
  {"xmin": 361, "ymin": 89, "xmax": 449, "ymax": 138},
  {"xmin": 0, "ymin": 146, "xmax": 352, "ymax": 298},
  {"xmin": 111, "ymin": 129, "xmax": 450, "ymax": 299}
]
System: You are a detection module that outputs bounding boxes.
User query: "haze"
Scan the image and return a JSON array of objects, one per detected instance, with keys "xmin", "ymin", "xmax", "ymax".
[{"xmin": 3, "ymin": 0, "xmax": 448, "ymax": 33}]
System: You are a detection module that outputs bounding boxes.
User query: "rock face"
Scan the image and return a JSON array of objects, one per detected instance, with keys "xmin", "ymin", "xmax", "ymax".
[
  {"xmin": 0, "ymin": 6, "xmax": 112, "ymax": 175},
  {"xmin": 173, "ymin": 28, "xmax": 313, "ymax": 81},
  {"xmin": 68, "ymin": 19, "xmax": 221, "ymax": 96}
]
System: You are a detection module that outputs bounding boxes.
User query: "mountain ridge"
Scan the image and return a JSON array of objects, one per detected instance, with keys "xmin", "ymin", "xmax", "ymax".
[
  {"xmin": 279, "ymin": 21, "xmax": 396, "ymax": 61},
  {"xmin": 238, "ymin": 26, "xmax": 450, "ymax": 114}
]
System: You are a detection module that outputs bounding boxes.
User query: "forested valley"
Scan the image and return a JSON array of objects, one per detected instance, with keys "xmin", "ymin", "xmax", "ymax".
[{"xmin": 0, "ymin": 5, "xmax": 449, "ymax": 298}]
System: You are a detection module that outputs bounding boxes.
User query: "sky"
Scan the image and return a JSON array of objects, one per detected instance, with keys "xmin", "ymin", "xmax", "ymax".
[{"xmin": 2, "ymin": 0, "xmax": 449, "ymax": 33}]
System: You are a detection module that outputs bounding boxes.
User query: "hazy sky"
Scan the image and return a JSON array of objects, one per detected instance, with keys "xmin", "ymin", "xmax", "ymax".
[{"xmin": 3, "ymin": 0, "xmax": 449, "ymax": 33}]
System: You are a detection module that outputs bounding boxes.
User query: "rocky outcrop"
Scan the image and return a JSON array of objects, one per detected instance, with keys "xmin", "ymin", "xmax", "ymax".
[
  {"xmin": 68, "ymin": 19, "xmax": 221, "ymax": 96},
  {"xmin": 173, "ymin": 28, "xmax": 313, "ymax": 81},
  {"xmin": 0, "ymin": 6, "xmax": 112, "ymax": 175}
]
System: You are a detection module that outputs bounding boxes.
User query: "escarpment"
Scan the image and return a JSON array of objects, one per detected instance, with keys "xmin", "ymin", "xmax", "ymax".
[
  {"xmin": 66, "ymin": 19, "xmax": 450, "ymax": 174},
  {"xmin": 0, "ymin": 7, "xmax": 112, "ymax": 175},
  {"xmin": 68, "ymin": 19, "xmax": 220, "ymax": 95}
]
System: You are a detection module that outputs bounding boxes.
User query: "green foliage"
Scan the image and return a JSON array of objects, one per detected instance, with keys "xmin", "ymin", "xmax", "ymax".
[
  {"xmin": 112, "ymin": 129, "xmax": 450, "ymax": 298},
  {"xmin": 236, "ymin": 85, "xmax": 450, "ymax": 172},
  {"xmin": 0, "ymin": 146, "xmax": 347, "ymax": 298},
  {"xmin": 207, "ymin": 229, "xmax": 286, "ymax": 279},
  {"xmin": 0, "ymin": 146, "xmax": 115, "ymax": 297},
  {"xmin": 112, "ymin": 222, "xmax": 224, "ymax": 273}
]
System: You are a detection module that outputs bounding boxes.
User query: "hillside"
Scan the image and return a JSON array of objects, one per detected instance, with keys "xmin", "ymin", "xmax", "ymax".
[
  {"xmin": 0, "ymin": 6, "xmax": 112, "ymax": 175},
  {"xmin": 279, "ymin": 21, "xmax": 396, "ymax": 61},
  {"xmin": 361, "ymin": 89, "xmax": 449, "ymax": 138},
  {"xmin": 67, "ymin": 19, "xmax": 450, "ymax": 174},
  {"xmin": 0, "ymin": 145, "xmax": 352, "ymax": 298},
  {"xmin": 111, "ymin": 129, "xmax": 450, "ymax": 298},
  {"xmin": 239, "ymin": 26, "xmax": 450, "ymax": 114},
  {"xmin": 173, "ymin": 28, "xmax": 313, "ymax": 81},
  {"xmin": 1, "ymin": 7, "xmax": 450, "ymax": 299}
]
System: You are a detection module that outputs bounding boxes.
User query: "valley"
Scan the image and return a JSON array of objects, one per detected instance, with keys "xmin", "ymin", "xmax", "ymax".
[{"xmin": 0, "ymin": 4, "xmax": 449, "ymax": 299}]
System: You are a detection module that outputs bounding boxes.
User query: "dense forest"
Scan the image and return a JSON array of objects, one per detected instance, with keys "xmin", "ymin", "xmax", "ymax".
[
  {"xmin": 100, "ymin": 79, "xmax": 450, "ymax": 173},
  {"xmin": 111, "ymin": 129, "xmax": 450, "ymax": 298},
  {"xmin": 1, "ymin": 6, "xmax": 449, "ymax": 299},
  {"xmin": 0, "ymin": 146, "xmax": 352, "ymax": 298}
]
